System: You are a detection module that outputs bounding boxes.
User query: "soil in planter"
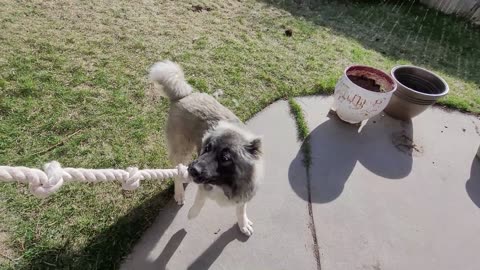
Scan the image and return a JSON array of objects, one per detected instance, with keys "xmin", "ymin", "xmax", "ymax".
[{"xmin": 348, "ymin": 75, "xmax": 383, "ymax": 92}]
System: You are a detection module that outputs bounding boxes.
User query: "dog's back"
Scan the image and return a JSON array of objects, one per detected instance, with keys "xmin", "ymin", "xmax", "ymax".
[
  {"xmin": 149, "ymin": 60, "xmax": 241, "ymax": 151},
  {"xmin": 173, "ymin": 92, "xmax": 240, "ymax": 126}
]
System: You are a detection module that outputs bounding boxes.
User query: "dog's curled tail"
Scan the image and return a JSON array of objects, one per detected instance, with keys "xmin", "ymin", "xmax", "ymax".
[{"xmin": 149, "ymin": 60, "xmax": 192, "ymax": 101}]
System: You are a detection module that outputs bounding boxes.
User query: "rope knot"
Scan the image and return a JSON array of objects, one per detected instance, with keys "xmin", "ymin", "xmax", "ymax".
[
  {"xmin": 29, "ymin": 161, "xmax": 65, "ymax": 198},
  {"xmin": 123, "ymin": 167, "xmax": 141, "ymax": 191}
]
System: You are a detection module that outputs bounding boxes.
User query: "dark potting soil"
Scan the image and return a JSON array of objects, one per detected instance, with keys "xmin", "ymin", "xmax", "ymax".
[{"xmin": 347, "ymin": 75, "xmax": 382, "ymax": 92}]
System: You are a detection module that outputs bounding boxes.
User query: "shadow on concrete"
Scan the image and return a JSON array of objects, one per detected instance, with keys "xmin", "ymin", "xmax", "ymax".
[
  {"xmin": 154, "ymin": 229, "xmax": 187, "ymax": 269},
  {"xmin": 18, "ymin": 186, "xmax": 181, "ymax": 270},
  {"xmin": 358, "ymin": 115, "xmax": 415, "ymax": 179},
  {"xmin": 129, "ymin": 199, "xmax": 185, "ymax": 270},
  {"xmin": 187, "ymin": 225, "xmax": 248, "ymax": 270},
  {"xmin": 289, "ymin": 112, "xmax": 413, "ymax": 203},
  {"xmin": 466, "ymin": 156, "xmax": 480, "ymax": 208}
]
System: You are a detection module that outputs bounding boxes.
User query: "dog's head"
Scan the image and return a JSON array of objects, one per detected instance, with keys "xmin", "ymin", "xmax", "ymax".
[{"xmin": 188, "ymin": 121, "xmax": 262, "ymax": 188}]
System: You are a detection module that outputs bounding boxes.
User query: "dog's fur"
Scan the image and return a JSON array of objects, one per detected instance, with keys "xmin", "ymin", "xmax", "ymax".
[{"xmin": 149, "ymin": 61, "xmax": 263, "ymax": 236}]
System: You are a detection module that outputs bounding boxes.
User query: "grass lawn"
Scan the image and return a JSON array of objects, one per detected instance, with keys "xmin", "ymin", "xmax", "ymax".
[{"xmin": 0, "ymin": 0, "xmax": 478, "ymax": 268}]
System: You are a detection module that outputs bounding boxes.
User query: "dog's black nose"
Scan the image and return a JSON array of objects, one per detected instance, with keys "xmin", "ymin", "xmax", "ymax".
[{"xmin": 188, "ymin": 166, "xmax": 200, "ymax": 178}]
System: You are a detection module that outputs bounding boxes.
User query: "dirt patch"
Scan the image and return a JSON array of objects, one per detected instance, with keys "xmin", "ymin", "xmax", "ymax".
[
  {"xmin": 0, "ymin": 231, "xmax": 15, "ymax": 264},
  {"xmin": 348, "ymin": 75, "xmax": 382, "ymax": 92},
  {"xmin": 191, "ymin": 5, "xmax": 212, "ymax": 12},
  {"xmin": 392, "ymin": 131, "xmax": 423, "ymax": 157}
]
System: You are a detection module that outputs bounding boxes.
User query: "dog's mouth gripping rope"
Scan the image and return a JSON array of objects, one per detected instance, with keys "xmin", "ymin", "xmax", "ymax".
[{"xmin": 0, "ymin": 161, "xmax": 190, "ymax": 198}]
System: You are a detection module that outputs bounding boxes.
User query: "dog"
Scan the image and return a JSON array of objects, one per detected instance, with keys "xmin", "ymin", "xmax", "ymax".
[{"xmin": 149, "ymin": 61, "xmax": 263, "ymax": 236}]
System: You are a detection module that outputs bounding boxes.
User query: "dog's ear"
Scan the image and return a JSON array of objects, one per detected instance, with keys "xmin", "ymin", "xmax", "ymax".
[{"xmin": 245, "ymin": 137, "xmax": 262, "ymax": 158}]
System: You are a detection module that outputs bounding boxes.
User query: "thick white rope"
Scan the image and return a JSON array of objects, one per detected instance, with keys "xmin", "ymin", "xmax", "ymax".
[{"xmin": 0, "ymin": 161, "xmax": 190, "ymax": 198}]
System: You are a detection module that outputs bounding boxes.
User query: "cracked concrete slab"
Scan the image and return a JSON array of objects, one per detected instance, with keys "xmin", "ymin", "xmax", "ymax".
[
  {"xmin": 121, "ymin": 100, "xmax": 317, "ymax": 270},
  {"xmin": 294, "ymin": 96, "xmax": 480, "ymax": 270}
]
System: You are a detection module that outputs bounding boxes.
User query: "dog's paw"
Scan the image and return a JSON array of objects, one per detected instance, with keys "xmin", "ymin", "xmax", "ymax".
[
  {"xmin": 238, "ymin": 219, "xmax": 254, "ymax": 236},
  {"xmin": 174, "ymin": 191, "xmax": 185, "ymax": 205},
  {"xmin": 188, "ymin": 206, "xmax": 201, "ymax": 219}
]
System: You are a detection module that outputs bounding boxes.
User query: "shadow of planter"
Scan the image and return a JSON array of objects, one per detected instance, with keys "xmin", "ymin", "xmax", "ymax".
[{"xmin": 289, "ymin": 113, "xmax": 413, "ymax": 204}]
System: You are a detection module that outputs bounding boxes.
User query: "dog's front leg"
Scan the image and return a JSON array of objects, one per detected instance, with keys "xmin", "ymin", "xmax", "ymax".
[
  {"xmin": 188, "ymin": 185, "xmax": 207, "ymax": 219},
  {"xmin": 236, "ymin": 203, "xmax": 253, "ymax": 236},
  {"xmin": 174, "ymin": 176, "xmax": 185, "ymax": 205}
]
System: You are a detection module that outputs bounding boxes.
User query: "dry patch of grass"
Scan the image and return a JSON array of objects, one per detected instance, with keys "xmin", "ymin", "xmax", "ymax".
[{"xmin": 0, "ymin": 230, "xmax": 16, "ymax": 266}]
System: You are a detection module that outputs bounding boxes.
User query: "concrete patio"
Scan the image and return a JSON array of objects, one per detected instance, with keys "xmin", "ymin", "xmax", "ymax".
[{"xmin": 121, "ymin": 96, "xmax": 480, "ymax": 270}]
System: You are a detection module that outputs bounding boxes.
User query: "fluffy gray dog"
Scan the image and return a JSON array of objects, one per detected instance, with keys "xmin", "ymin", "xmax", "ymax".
[{"xmin": 149, "ymin": 61, "xmax": 264, "ymax": 236}]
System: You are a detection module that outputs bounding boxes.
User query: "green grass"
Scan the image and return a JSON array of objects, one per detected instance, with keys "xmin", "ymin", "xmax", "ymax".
[
  {"xmin": 288, "ymin": 98, "xmax": 312, "ymax": 168},
  {"xmin": 0, "ymin": 0, "xmax": 478, "ymax": 268},
  {"xmin": 288, "ymin": 98, "xmax": 310, "ymax": 141}
]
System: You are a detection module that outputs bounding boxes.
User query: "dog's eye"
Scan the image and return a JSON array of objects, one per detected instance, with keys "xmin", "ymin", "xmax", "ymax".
[
  {"xmin": 220, "ymin": 154, "xmax": 231, "ymax": 163},
  {"xmin": 204, "ymin": 144, "xmax": 211, "ymax": 153}
]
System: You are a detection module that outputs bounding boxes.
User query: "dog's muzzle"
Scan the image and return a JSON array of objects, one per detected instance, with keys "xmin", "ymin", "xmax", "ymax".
[{"xmin": 188, "ymin": 161, "xmax": 204, "ymax": 183}]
